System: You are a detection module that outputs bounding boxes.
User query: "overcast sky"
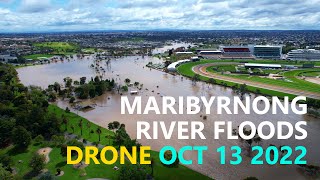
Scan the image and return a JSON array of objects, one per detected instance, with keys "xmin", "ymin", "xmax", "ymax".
[{"xmin": 0, "ymin": 0, "xmax": 320, "ymax": 32}]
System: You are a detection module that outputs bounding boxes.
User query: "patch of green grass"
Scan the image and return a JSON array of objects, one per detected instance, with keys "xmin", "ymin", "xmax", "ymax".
[
  {"xmin": 33, "ymin": 42, "xmax": 80, "ymax": 55},
  {"xmin": 0, "ymin": 143, "xmax": 121, "ymax": 179},
  {"xmin": 48, "ymin": 105, "xmax": 114, "ymax": 145},
  {"xmin": 48, "ymin": 105, "xmax": 212, "ymax": 180},
  {"xmin": 81, "ymin": 48, "xmax": 101, "ymax": 54},
  {"xmin": 23, "ymin": 54, "xmax": 54, "ymax": 60},
  {"xmin": 262, "ymin": 69, "xmax": 284, "ymax": 74},
  {"xmin": 300, "ymin": 71, "xmax": 320, "ymax": 77},
  {"xmin": 214, "ymin": 65, "xmax": 236, "ymax": 72}
]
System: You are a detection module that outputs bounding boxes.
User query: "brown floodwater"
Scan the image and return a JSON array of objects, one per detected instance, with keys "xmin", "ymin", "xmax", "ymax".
[{"xmin": 17, "ymin": 46, "xmax": 320, "ymax": 180}]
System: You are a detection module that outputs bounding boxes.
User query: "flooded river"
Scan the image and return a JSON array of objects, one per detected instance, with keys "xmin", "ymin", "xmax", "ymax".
[{"xmin": 17, "ymin": 46, "xmax": 320, "ymax": 180}]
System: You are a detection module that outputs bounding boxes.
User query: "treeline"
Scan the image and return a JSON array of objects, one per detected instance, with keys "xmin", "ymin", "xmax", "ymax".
[
  {"xmin": 0, "ymin": 63, "xmax": 62, "ymax": 148},
  {"xmin": 306, "ymin": 98, "xmax": 320, "ymax": 109},
  {"xmin": 46, "ymin": 76, "xmax": 116, "ymax": 101},
  {"xmin": 0, "ymin": 63, "xmax": 63, "ymax": 178}
]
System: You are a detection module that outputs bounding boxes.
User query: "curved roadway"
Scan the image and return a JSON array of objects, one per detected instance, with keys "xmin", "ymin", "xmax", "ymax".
[{"xmin": 192, "ymin": 63, "xmax": 320, "ymax": 99}]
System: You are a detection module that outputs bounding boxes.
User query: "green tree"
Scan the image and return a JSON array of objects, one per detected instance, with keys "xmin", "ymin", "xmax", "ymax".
[
  {"xmin": 80, "ymin": 77, "xmax": 86, "ymax": 85},
  {"xmin": 96, "ymin": 127, "xmax": 102, "ymax": 142},
  {"xmin": 51, "ymin": 135, "xmax": 65, "ymax": 147},
  {"xmin": 0, "ymin": 164, "xmax": 12, "ymax": 180},
  {"xmin": 119, "ymin": 164, "xmax": 147, "ymax": 180},
  {"xmin": 12, "ymin": 126, "xmax": 31, "ymax": 149},
  {"xmin": 53, "ymin": 82, "xmax": 61, "ymax": 93},
  {"xmin": 121, "ymin": 85, "xmax": 128, "ymax": 92},
  {"xmin": 0, "ymin": 116, "xmax": 15, "ymax": 147},
  {"xmin": 0, "ymin": 155, "xmax": 13, "ymax": 171},
  {"xmin": 78, "ymin": 119, "xmax": 83, "ymax": 136},
  {"xmin": 38, "ymin": 171, "xmax": 56, "ymax": 180},
  {"xmin": 162, "ymin": 150, "xmax": 179, "ymax": 168},
  {"xmin": 29, "ymin": 153, "xmax": 45, "ymax": 174},
  {"xmin": 113, "ymin": 121, "xmax": 120, "ymax": 130},
  {"xmin": 208, "ymin": 78, "xmax": 216, "ymax": 84},
  {"xmin": 192, "ymin": 74, "xmax": 200, "ymax": 83},
  {"xmin": 124, "ymin": 78, "xmax": 131, "ymax": 84},
  {"xmin": 34, "ymin": 135, "xmax": 44, "ymax": 145},
  {"xmin": 69, "ymin": 96, "xmax": 75, "ymax": 103},
  {"xmin": 107, "ymin": 122, "xmax": 114, "ymax": 132},
  {"xmin": 150, "ymin": 157, "xmax": 155, "ymax": 177},
  {"xmin": 62, "ymin": 116, "xmax": 68, "ymax": 131}
]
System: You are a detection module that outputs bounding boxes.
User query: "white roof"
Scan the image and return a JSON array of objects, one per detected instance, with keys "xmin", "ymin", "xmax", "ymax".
[
  {"xmin": 167, "ymin": 59, "xmax": 191, "ymax": 70},
  {"xmin": 254, "ymin": 45, "xmax": 282, "ymax": 48},
  {"xmin": 200, "ymin": 50, "xmax": 222, "ymax": 53},
  {"xmin": 244, "ymin": 63, "xmax": 281, "ymax": 68},
  {"xmin": 176, "ymin": 52, "xmax": 193, "ymax": 54}
]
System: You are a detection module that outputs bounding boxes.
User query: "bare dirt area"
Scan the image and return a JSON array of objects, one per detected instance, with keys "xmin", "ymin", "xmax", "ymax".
[
  {"xmin": 37, "ymin": 147, "xmax": 52, "ymax": 163},
  {"xmin": 304, "ymin": 77, "xmax": 320, "ymax": 85}
]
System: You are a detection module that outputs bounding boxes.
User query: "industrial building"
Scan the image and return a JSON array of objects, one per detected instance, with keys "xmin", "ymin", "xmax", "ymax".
[
  {"xmin": 254, "ymin": 45, "xmax": 282, "ymax": 59},
  {"xmin": 287, "ymin": 49, "xmax": 320, "ymax": 61}
]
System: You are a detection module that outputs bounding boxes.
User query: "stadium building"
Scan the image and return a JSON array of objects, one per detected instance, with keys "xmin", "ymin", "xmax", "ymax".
[
  {"xmin": 198, "ymin": 50, "xmax": 222, "ymax": 59},
  {"xmin": 287, "ymin": 49, "xmax": 320, "ymax": 61},
  {"xmin": 220, "ymin": 46, "xmax": 254, "ymax": 59},
  {"xmin": 254, "ymin": 45, "xmax": 282, "ymax": 59}
]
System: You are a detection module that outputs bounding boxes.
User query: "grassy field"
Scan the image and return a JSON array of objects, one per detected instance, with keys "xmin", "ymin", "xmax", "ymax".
[
  {"xmin": 177, "ymin": 60, "xmax": 297, "ymax": 99},
  {"xmin": 300, "ymin": 71, "xmax": 320, "ymax": 77},
  {"xmin": 81, "ymin": 48, "xmax": 101, "ymax": 54},
  {"xmin": 0, "ymin": 143, "xmax": 121, "ymax": 179},
  {"xmin": 0, "ymin": 105, "xmax": 211, "ymax": 180},
  {"xmin": 23, "ymin": 54, "xmax": 54, "ymax": 60},
  {"xmin": 33, "ymin": 42, "xmax": 80, "ymax": 55}
]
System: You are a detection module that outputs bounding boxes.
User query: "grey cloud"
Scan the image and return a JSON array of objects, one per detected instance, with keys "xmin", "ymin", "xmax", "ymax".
[{"xmin": 18, "ymin": 0, "xmax": 52, "ymax": 13}]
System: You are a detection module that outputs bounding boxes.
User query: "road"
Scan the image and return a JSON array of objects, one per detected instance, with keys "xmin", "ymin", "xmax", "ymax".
[{"xmin": 192, "ymin": 63, "xmax": 320, "ymax": 99}]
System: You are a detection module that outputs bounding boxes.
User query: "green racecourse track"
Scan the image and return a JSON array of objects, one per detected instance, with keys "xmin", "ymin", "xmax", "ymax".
[{"xmin": 177, "ymin": 60, "xmax": 320, "ymax": 99}]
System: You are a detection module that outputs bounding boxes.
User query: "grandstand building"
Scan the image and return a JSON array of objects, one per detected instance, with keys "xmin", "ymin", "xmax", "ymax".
[
  {"xmin": 254, "ymin": 45, "xmax": 282, "ymax": 59},
  {"xmin": 198, "ymin": 50, "xmax": 222, "ymax": 59},
  {"xmin": 287, "ymin": 49, "xmax": 320, "ymax": 61},
  {"xmin": 220, "ymin": 46, "xmax": 254, "ymax": 59}
]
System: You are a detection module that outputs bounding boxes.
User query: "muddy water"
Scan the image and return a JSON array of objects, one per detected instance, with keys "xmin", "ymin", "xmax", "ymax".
[{"xmin": 17, "ymin": 51, "xmax": 320, "ymax": 180}]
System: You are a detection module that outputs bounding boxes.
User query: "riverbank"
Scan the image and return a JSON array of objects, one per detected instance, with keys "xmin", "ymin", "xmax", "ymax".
[
  {"xmin": 0, "ymin": 104, "xmax": 212, "ymax": 179},
  {"xmin": 49, "ymin": 104, "xmax": 212, "ymax": 180}
]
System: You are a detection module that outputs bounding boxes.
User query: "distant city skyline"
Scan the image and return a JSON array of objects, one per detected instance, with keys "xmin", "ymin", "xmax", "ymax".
[{"xmin": 1, "ymin": 0, "xmax": 320, "ymax": 32}]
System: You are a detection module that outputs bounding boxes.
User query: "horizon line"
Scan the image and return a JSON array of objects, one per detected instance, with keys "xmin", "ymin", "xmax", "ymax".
[{"xmin": 1, "ymin": 29, "xmax": 320, "ymax": 34}]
